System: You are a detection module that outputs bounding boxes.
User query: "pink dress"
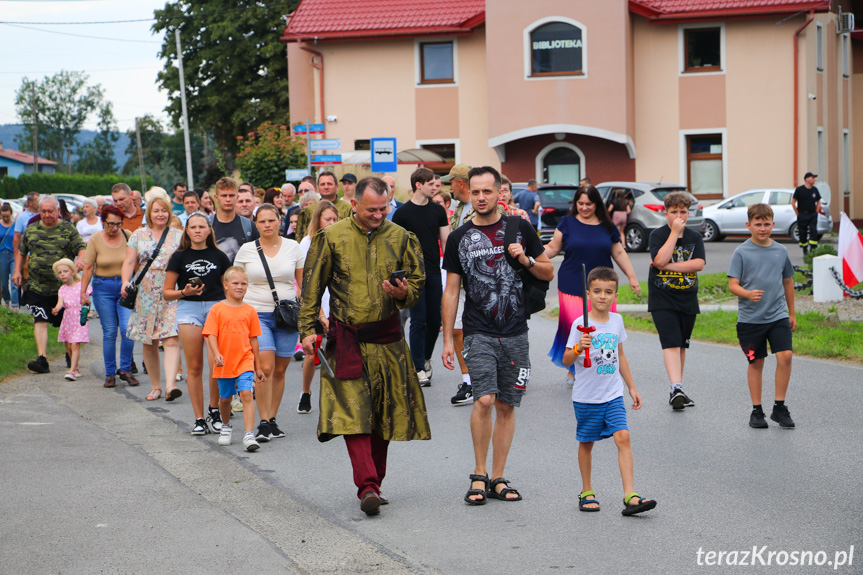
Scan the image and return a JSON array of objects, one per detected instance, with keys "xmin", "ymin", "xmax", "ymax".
[{"xmin": 57, "ymin": 283, "xmax": 92, "ymax": 344}]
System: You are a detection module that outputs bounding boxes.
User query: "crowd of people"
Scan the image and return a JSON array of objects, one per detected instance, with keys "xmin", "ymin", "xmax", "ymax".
[{"xmin": 5, "ymin": 163, "xmax": 803, "ymax": 518}]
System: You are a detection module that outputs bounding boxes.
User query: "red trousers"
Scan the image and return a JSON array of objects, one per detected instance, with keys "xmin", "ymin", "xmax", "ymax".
[{"xmin": 344, "ymin": 432, "xmax": 389, "ymax": 499}]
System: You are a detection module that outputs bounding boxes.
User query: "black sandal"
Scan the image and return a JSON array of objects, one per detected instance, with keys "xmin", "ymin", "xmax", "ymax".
[
  {"xmin": 464, "ymin": 474, "xmax": 489, "ymax": 505},
  {"xmin": 621, "ymin": 492, "xmax": 656, "ymax": 516},
  {"xmin": 487, "ymin": 477, "xmax": 522, "ymax": 501}
]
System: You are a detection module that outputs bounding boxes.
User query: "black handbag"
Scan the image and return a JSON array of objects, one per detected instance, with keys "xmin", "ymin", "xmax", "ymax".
[
  {"xmin": 256, "ymin": 240, "xmax": 299, "ymax": 330},
  {"xmin": 119, "ymin": 228, "xmax": 168, "ymax": 310},
  {"xmin": 503, "ymin": 216, "xmax": 549, "ymax": 316}
]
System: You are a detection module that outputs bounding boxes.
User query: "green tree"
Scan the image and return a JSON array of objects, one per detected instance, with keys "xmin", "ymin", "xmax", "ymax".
[
  {"xmin": 152, "ymin": 0, "xmax": 298, "ymax": 157},
  {"xmin": 74, "ymin": 102, "xmax": 120, "ymax": 174},
  {"xmin": 14, "ymin": 71, "xmax": 107, "ymax": 172},
  {"xmin": 122, "ymin": 114, "xmax": 206, "ymax": 186},
  {"xmin": 122, "ymin": 114, "xmax": 166, "ymax": 175},
  {"xmin": 235, "ymin": 122, "xmax": 306, "ymax": 188}
]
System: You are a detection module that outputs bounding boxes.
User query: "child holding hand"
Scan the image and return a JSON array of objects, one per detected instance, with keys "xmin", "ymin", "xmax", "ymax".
[{"xmin": 52, "ymin": 258, "xmax": 91, "ymax": 381}]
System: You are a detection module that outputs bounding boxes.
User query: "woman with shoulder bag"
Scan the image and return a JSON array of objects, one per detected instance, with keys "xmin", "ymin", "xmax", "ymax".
[
  {"xmin": 121, "ymin": 196, "xmax": 184, "ymax": 401},
  {"xmin": 234, "ymin": 203, "xmax": 305, "ymax": 442}
]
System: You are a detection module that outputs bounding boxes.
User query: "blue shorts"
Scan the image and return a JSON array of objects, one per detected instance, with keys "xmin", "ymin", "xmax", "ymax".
[
  {"xmin": 573, "ymin": 396, "xmax": 628, "ymax": 443},
  {"xmin": 256, "ymin": 311, "xmax": 299, "ymax": 357},
  {"xmin": 218, "ymin": 371, "xmax": 254, "ymax": 399},
  {"xmin": 176, "ymin": 299, "xmax": 219, "ymax": 327}
]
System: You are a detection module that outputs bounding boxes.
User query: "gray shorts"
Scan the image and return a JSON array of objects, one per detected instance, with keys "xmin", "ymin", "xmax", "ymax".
[{"xmin": 462, "ymin": 332, "xmax": 530, "ymax": 407}]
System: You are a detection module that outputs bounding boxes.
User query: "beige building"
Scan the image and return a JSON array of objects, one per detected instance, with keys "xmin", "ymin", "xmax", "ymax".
[{"xmin": 283, "ymin": 0, "xmax": 862, "ymax": 223}]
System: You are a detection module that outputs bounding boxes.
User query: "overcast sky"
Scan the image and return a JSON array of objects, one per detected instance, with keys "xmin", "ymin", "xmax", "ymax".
[{"xmin": 0, "ymin": 0, "xmax": 172, "ymax": 133}]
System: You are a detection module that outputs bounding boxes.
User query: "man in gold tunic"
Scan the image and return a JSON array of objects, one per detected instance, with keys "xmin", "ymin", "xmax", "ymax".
[{"xmin": 300, "ymin": 176, "xmax": 431, "ymax": 517}]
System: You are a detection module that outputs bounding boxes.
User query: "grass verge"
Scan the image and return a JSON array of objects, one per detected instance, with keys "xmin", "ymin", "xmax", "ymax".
[{"xmin": 0, "ymin": 307, "xmax": 66, "ymax": 384}]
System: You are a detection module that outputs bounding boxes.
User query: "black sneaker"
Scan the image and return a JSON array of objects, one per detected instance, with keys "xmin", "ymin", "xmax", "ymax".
[
  {"xmin": 451, "ymin": 383, "xmax": 473, "ymax": 405},
  {"xmin": 680, "ymin": 390, "xmax": 695, "ymax": 408},
  {"xmin": 297, "ymin": 392, "xmax": 312, "ymax": 414},
  {"xmin": 749, "ymin": 409, "xmax": 768, "ymax": 429},
  {"xmin": 28, "ymin": 355, "xmax": 50, "ymax": 374},
  {"xmin": 65, "ymin": 353, "xmax": 71, "ymax": 368},
  {"xmin": 770, "ymin": 405, "xmax": 796, "ymax": 429},
  {"xmin": 207, "ymin": 407, "xmax": 223, "ymax": 432},
  {"xmin": 130, "ymin": 361, "xmax": 139, "ymax": 375},
  {"xmin": 191, "ymin": 418, "xmax": 210, "ymax": 435},
  {"xmin": 293, "ymin": 349, "xmax": 305, "ymax": 361},
  {"xmin": 268, "ymin": 418, "xmax": 285, "ymax": 438},
  {"xmin": 669, "ymin": 388, "xmax": 685, "ymax": 410},
  {"xmin": 255, "ymin": 420, "xmax": 271, "ymax": 443}
]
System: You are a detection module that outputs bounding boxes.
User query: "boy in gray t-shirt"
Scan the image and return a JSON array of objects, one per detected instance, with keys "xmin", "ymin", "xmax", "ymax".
[{"xmin": 727, "ymin": 204, "xmax": 797, "ymax": 430}]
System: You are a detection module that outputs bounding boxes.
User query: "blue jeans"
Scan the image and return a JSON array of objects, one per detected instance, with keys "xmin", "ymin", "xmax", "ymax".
[
  {"xmin": 92, "ymin": 275, "xmax": 135, "ymax": 376},
  {"xmin": 408, "ymin": 273, "xmax": 442, "ymax": 369},
  {"xmin": 0, "ymin": 250, "xmax": 18, "ymax": 306}
]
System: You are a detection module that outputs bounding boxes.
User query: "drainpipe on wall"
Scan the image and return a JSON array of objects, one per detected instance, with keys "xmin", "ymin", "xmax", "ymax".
[
  {"xmin": 299, "ymin": 41, "xmax": 324, "ymax": 124},
  {"xmin": 793, "ymin": 10, "xmax": 815, "ymax": 187}
]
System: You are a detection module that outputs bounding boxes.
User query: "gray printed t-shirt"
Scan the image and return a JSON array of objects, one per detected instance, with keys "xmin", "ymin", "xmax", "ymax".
[{"xmin": 727, "ymin": 239, "xmax": 794, "ymax": 324}]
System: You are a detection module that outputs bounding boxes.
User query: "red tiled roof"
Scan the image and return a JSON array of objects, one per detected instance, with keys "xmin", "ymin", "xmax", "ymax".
[
  {"xmin": 282, "ymin": 0, "xmax": 485, "ymax": 42},
  {"xmin": 0, "ymin": 148, "xmax": 57, "ymax": 166},
  {"xmin": 630, "ymin": 0, "xmax": 830, "ymax": 20}
]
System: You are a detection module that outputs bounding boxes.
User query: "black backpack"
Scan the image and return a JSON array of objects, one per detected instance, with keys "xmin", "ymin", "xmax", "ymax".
[{"xmin": 502, "ymin": 216, "xmax": 549, "ymax": 316}]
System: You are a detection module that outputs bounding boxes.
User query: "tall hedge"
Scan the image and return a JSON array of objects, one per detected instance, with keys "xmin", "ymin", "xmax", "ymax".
[{"xmin": 2, "ymin": 173, "xmax": 153, "ymax": 199}]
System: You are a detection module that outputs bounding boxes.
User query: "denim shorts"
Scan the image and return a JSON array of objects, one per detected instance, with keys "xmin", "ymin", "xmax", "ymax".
[
  {"xmin": 257, "ymin": 310, "xmax": 299, "ymax": 357},
  {"xmin": 218, "ymin": 370, "xmax": 255, "ymax": 399},
  {"xmin": 176, "ymin": 299, "xmax": 220, "ymax": 327}
]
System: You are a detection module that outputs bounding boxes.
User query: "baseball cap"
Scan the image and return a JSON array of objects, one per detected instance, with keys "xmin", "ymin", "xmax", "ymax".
[
  {"xmin": 441, "ymin": 163, "xmax": 471, "ymax": 183},
  {"xmin": 340, "ymin": 173, "xmax": 357, "ymax": 183},
  {"xmin": 804, "ymin": 172, "xmax": 818, "ymax": 179}
]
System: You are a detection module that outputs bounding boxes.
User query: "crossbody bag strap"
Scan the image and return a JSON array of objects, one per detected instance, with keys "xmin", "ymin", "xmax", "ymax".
[
  {"xmin": 255, "ymin": 239, "xmax": 281, "ymax": 306},
  {"xmin": 132, "ymin": 228, "xmax": 168, "ymax": 287},
  {"xmin": 1, "ymin": 223, "xmax": 13, "ymax": 246}
]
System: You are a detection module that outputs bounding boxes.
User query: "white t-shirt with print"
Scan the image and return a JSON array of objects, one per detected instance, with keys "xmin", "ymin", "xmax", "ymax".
[{"xmin": 566, "ymin": 312, "xmax": 628, "ymax": 404}]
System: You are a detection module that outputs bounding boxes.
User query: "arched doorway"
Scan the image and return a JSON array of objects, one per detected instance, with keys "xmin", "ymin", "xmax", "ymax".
[{"xmin": 537, "ymin": 142, "xmax": 584, "ymax": 184}]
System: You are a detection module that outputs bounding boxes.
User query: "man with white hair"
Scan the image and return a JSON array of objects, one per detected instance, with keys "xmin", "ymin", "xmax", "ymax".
[
  {"xmin": 13, "ymin": 195, "xmax": 86, "ymax": 374},
  {"xmin": 281, "ymin": 183, "xmax": 297, "ymax": 212}
]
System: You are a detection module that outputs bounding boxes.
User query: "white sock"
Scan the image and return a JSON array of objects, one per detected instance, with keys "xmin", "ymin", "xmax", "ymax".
[
  {"xmin": 671, "ymin": 383, "xmax": 682, "ymax": 392},
  {"xmin": 463, "ymin": 374, "xmax": 471, "ymax": 386}
]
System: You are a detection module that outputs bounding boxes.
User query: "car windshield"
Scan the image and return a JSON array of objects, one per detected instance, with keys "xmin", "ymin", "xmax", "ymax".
[
  {"xmin": 538, "ymin": 188, "xmax": 577, "ymax": 204},
  {"xmin": 651, "ymin": 187, "xmax": 688, "ymax": 198}
]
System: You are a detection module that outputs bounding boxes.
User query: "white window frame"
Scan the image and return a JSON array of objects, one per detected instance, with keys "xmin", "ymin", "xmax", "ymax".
[
  {"xmin": 523, "ymin": 16, "xmax": 588, "ymax": 81},
  {"xmin": 414, "ymin": 37, "xmax": 458, "ymax": 88},
  {"xmin": 816, "ymin": 22, "xmax": 824, "ymax": 73},
  {"xmin": 678, "ymin": 128, "xmax": 728, "ymax": 197},
  {"xmin": 535, "ymin": 142, "xmax": 585, "ymax": 184},
  {"xmin": 842, "ymin": 33, "xmax": 850, "ymax": 78},
  {"xmin": 817, "ymin": 126, "xmax": 825, "ymax": 177},
  {"xmin": 416, "ymin": 138, "xmax": 461, "ymax": 164},
  {"xmin": 678, "ymin": 22, "xmax": 726, "ymax": 76}
]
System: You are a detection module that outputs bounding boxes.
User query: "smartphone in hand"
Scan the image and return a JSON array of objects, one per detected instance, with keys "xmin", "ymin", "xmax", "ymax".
[{"xmin": 389, "ymin": 270, "xmax": 407, "ymax": 286}]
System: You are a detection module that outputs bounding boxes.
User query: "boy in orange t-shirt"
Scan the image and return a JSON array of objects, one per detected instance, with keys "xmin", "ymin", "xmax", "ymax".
[{"xmin": 203, "ymin": 266, "xmax": 265, "ymax": 452}]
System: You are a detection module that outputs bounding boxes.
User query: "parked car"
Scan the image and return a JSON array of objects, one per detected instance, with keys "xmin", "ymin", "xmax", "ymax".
[
  {"xmin": 509, "ymin": 182, "xmax": 579, "ymax": 243},
  {"xmin": 700, "ymin": 188, "xmax": 833, "ymax": 242},
  {"xmin": 52, "ymin": 193, "xmax": 88, "ymax": 212},
  {"xmin": 594, "ymin": 182, "xmax": 705, "ymax": 252}
]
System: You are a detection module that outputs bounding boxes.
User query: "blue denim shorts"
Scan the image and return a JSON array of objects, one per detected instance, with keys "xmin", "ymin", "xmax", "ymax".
[
  {"xmin": 257, "ymin": 311, "xmax": 299, "ymax": 357},
  {"xmin": 176, "ymin": 299, "xmax": 220, "ymax": 327},
  {"xmin": 218, "ymin": 370, "xmax": 255, "ymax": 399}
]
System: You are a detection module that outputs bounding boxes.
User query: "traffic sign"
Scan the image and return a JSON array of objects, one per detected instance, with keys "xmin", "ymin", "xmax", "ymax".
[
  {"xmin": 310, "ymin": 154, "xmax": 342, "ymax": 165},
  {"xmin": 309, "ymin": 139, "xmax": 341, "ymax": 151},
  {"xmin": 371, "ymin": 138, "xmax": 397, "ymax": 172},
  {"xmin": 285, "ymin": 168, "xmax": 311, "ymax": 180},
  {"xmin": 293, "ymin": 123, "xmax": 325, "ymax": 135}
]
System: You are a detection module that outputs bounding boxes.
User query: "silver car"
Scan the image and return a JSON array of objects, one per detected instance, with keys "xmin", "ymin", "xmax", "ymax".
[
  {"xmin": 595, "ymin": 182, "xmax": 705, "ymax": 252},
  {"xmin": 701, "ymin": 188, "xmax": 832, "ymax": 242}
]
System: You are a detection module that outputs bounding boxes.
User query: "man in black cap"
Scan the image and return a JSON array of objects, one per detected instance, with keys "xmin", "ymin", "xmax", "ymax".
[
  {"xmin": 792, "ymin": 172, "xmax": 822, "ymax": 254},
  {"xmin": 340, "ymin": 173, "xmax": 358, "ymax": 202}
]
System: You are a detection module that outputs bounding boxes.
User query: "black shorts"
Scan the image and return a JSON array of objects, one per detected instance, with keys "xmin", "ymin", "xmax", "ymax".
[
  {"xmin": 651, "ymin": 309, "xmax": 697, "ymax": 349},
  {"xmin": 737, "ymin": 318, "xmax": 793, "ymax": 363},
  {"xmin": 23, "ymin": 290, "xmax": 59, "ymax": 325}
]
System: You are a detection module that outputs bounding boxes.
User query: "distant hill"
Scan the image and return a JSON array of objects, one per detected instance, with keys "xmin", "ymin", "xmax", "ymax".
[{"xmin": 0, "ymin": 124, "xmax": 130, "ymax": 173}]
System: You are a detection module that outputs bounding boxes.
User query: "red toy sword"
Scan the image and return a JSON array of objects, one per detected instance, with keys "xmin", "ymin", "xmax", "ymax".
[{"xmin": 576, "ymin": 263, "xmax": 595, "ymax": 368}]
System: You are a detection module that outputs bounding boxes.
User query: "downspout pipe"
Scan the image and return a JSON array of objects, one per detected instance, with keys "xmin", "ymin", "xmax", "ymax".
[
  {"xmin": 793, "ymin": 10, "xmax": 815, "ymax": 187},
  {"xmin": 299, "ymin": 41, "xmax": 324, "ymax": 124}
]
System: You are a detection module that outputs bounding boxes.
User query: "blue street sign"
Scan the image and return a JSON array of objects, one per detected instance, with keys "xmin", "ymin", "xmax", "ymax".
[
  {"xmin": 294, "ymin": 123, "xmax": 325, "ymax": 135},
  {"xmin": 285, "ymin": 169, "xmax": 310, "ymax": 180},
  {"xmin": 309, "ymin": 139, "xmax": 341, "ymax": 151},
  {"xmin": 310, "ymin": 154, "xmax": 342, "ymax": 165},
  {"xmin": 371, "ymin": 138, "xmax": 397, "ymax": 173}
]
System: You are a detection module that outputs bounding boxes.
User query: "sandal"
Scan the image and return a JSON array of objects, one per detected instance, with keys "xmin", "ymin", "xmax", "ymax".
[
  {"xmin": 166, "ymin": 387, "xmax": 183, "ymax": 402},
  {"xmin": 146, "ymin": 389, "xmax": 161, "ymax": 401},
  {"xmin": 464, "ymin": 473, "xmax": 489, "ymax": 505},
  {"xmin": 487, "ymin": 477, "xmax": 522, "ymax": 501},
  {"xmin": 622, "ymin": 492, "xmax": 656, "ymax": 516},
  {"xmin": 578, "ymin": 490, "xmax": 600, "ymax": 512}
]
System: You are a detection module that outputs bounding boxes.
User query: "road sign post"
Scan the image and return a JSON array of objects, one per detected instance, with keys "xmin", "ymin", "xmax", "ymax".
[{"xmin": 370, "ymin": 138, "xmax": 397, "ymax": 173}]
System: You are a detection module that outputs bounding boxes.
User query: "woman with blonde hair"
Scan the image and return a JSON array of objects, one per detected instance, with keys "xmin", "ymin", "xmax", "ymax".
[{"xmin": 146, "ymin": 187, "xmax": 184, "ymax": 230}]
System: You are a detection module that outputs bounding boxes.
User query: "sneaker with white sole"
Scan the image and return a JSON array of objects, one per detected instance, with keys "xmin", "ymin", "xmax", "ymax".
[
  {"xmin": 424, "ymin": 360, "xmax": 433, "ymax": 381},
  {"xmin": 207, "ymin": 406, "xmax": 223, "ymax": 432},
  {"xmin": 243, "ymin": 433, "xmax": 260, "ymax": 452},
  {"xmin": 255, "ymin": 420, "xmax": 271, "ymax": 443},
  {"xmin": 451, "ymin": 383, "xmax": 473, "ymax": 405},
  {"xmin": 417, "ymin": 369, "xmax": 430, "ymax": 387},
  {"xmin": 64, "ymin": 371, "xmax": 78, "ymax": 381},
  {"xmin": 669, "ymin": 388, "xmax": 686, "ymax": 410},
  {"xmin": 191, "ymin": 418, "xmax": 210, "ymax": 435},
  {"xmin": 297, "ymin": 392, "xmax": 312, "ymax": 414},
  {"xmin": 268, "ymin": 418, "xmax": 285, "ymax": 439},
  {"xmin": 218, "ymin": 425, "xmax": 233, "ymax": 446},
  {"xmin": 231, "ymin": 395, "xmax": 243, "ymax": 413}
]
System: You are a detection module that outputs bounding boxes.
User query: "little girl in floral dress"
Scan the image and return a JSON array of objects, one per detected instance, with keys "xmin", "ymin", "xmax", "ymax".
[{"xmin": 52, "ymin": 258, "xmax": 92, "ymax": 381}]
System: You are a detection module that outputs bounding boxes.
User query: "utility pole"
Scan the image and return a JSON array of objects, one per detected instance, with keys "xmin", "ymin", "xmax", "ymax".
[
  {"xmin": 135, "ymin": 117, "xmax": 146, "ymax": 193},
  {"xmin": 31, "ymin": 87, "xmax": 38, "ymax": 173},
  {"xmin": 175, "ymin": 29, "xmax": 194, "ymax": 189}
]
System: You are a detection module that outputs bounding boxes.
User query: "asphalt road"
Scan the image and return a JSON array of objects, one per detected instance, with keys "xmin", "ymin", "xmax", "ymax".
[{"xmin": 2, "ymin": 304, "xmax": 861, "ymax": 574}]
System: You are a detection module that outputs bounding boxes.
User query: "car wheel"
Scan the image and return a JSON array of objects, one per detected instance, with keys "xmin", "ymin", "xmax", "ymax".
[
  {"xmin": 624, "ymin": 224, "xmax": 648, "ymax": 252},
  {"xmin": 701, "ymin": 220, "xmax": 723, "ymax": 242},
  {"xmin": 789, "ymin": 222, "xmax": 798, "ymax": 243}
]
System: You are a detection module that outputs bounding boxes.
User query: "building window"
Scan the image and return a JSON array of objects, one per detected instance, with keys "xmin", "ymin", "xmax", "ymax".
[
  {"xmin": 420, "ymin": 41, "xmax": 454, "ymax": 84},
  {"xmin": 354, "ymin": 139, "xmax": 370, "ymax": 151},
  {"xmin": 684, "ymin": 27, "xmax": 721, "ymax": 72},
  {"xmin": 686, "ymin": 134, "xmax": 723, "ymax": 196},
  {"xmin": 530, "ymin": 22, "xmax": 584, "ymax": 76},
  {"xmin": 843, "ymin": 34, "xmax": 850, "ymax": 78},
  {"xmin": 419, "ymin": 142, "xmax": 456, "ymax": 176},
  {"xmin": 542, "ymin": 147, "xmax": 581, "ymax": 184},
  {"xmin": 816, "ymin": 23, "xmax": 823, "ymax": 72}
]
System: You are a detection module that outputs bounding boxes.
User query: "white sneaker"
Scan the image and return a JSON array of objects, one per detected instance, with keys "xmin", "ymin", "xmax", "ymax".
[
  {"xmin": 64, "ymin": 371, "xmax": 77, "ymax": 381},
  {"xmin": 231, "ymin": 395, "xmax": 243, "ymax": 413},
  {"xmin": 416, "ymin": 369, "xmax": 430, "ymax": 387},
  {"xmin": 243, "ymin": 433, "xmax": 260, "ymax": 452},
  {"xmin": 424, "ymin": 360, "xmax": 433, "ymax": 380},
  {"xmin": 176, "ymin": 373, "xmax": 184, "ymax": 382},
  {"xmin": 218, "ymin": 425, "xmax": 232, "ymax": 446}
]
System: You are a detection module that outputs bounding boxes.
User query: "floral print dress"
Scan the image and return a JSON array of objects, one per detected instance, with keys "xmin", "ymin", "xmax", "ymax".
[{"xmin": 126, "ymin": 226, "xmax": 183, "ymax": 343}]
